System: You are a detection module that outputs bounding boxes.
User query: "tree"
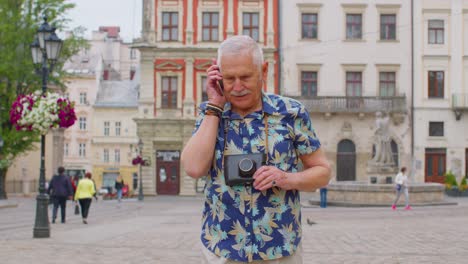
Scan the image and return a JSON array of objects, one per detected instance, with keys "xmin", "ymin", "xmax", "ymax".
[{"xmin": 0, "ymin": 0, "xmax": 87, "ymax": 199}]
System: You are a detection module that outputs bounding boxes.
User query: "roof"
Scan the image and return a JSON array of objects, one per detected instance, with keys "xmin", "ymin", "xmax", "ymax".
[
  {"xmin": 94, "ymin": 80, "xmax": 139, "ymax": 108},
  {"xmin": 98, "ymin": 26, "xmax": 120, "ymax": 38}
]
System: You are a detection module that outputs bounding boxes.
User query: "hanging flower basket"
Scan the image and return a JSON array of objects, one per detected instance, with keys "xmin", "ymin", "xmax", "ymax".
[
  {"xmin": 10, "ymin": 91, "xmax": 77, "ymax": 135},
  {"xmin": 132, "ymin": 155, "xmax": 150, "ymax": 166}
]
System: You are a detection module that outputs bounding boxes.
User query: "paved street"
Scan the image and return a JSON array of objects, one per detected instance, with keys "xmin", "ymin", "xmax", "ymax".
[{"xmin": 0, "ymin": 193, "xmax": 467, "ymax": 264}]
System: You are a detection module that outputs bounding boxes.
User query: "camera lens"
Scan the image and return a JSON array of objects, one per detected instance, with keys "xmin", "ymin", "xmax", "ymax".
[{"xmin": 239, "ymin": 158, "xmax": 255, "ymax": 177}]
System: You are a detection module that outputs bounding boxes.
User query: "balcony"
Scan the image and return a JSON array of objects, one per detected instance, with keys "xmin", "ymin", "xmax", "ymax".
[
  {"xmin": 290, "ymin": 96, "xmax": 407, "ymax": 114},
  {"xmin": 452, "ymin": 93, "xmax": 468, "ymax": 120}
]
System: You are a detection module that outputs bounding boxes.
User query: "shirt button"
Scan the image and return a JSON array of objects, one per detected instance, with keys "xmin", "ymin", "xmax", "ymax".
[
  {"xmin": 247, "ymin": 232, "xmax": 251, "ymax": 236},
  {"xmin": 247, "ymin": 209, "xmax": 251, "ymax": 213}
]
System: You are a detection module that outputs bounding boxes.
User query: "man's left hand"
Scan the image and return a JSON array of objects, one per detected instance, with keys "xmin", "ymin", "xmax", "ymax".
[{"xmin": 253, "ymin": 166, "xmax": 294, "ymax": 191}]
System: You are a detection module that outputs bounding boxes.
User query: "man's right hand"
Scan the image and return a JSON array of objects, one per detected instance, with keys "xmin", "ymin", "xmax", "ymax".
[{"xmin": 206, "ymin": 59, "xmax": 226, "ymax": 108}]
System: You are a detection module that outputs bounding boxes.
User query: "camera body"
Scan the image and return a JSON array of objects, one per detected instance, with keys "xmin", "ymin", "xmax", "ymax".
[{"xmin": 224, "ymin": 153, "xmax": 266, "ymax": 186}]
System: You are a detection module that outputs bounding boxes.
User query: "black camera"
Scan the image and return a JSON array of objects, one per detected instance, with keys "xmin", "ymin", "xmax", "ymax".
[{"xmin": 224, "ymin": 153, "xmax": 266, "ymax": 186}]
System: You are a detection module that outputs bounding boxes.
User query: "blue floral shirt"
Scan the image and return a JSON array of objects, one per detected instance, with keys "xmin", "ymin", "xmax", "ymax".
[{"xmin": 193, "ymin": 93, "xmax": 321, "ymax": 262}]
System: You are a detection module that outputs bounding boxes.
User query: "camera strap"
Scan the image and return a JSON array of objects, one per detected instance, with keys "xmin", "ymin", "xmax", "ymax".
[{"xmin": 222, "ymin": 115, "xmax": 269, "ymax": 172}]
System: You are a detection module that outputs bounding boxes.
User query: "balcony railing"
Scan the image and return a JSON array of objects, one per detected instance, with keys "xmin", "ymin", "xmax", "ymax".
[
  {"xmin": 452, "ymin": 93, "xmax": 468, "ymax": 109},
  {"xmin": 290, "ymin": 96, "xmax": 407, "ymax": 114}
]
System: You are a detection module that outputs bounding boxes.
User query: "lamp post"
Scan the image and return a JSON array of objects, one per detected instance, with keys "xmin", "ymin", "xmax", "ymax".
[
  {"xmin": 0, "ymin": 134, "xmax": 5, "ymax": 200},
  {"xmin": 138, "ymin": 139, "xmax": 144, "ymax": 201},
  {"xmin": 31, "ymin": 16, "xmax": 63, "ymax": 238}
]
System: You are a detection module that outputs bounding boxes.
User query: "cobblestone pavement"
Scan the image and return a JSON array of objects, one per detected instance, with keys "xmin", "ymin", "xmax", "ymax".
[{"xmin": 0, "ymin": 193, "xmax": 467, "ymax": 264}]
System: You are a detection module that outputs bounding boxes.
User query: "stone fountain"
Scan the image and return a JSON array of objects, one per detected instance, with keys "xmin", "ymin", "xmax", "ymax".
[{"xmin": 311, "ymin": 112, "xmax": 449, "ymax": 207}]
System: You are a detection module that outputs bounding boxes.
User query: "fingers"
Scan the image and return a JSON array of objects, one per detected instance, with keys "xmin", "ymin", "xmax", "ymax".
[{"xmin": 253, "ymin": 166, "xmax": 282, "ymax": 191}]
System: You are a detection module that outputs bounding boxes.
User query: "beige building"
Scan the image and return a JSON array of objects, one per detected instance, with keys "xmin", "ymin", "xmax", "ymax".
[
  {"xmin": 91, "ymin": 80, "xmax": 139, "ymax": 193},
  {"xmin": 280, "ymin": 0, "xmax": 412, "ymax": 182},
  {"xmin": 63, "ymin": 26, "xmax": 140, "ymax": 182},
  {"xmin": 413, "ymin": 0, "xmax": 468, "ymax": 184}
]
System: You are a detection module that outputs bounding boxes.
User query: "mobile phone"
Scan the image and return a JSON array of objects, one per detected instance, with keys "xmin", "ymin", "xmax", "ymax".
[{"xmin": 218, "ymin": 79, "xmax": 224, "ymax": 91}]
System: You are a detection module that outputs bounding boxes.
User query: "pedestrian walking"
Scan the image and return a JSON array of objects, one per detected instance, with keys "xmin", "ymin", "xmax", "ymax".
[
  {"xmin": 181, "ymin": 35, "xmax": 331, "ymax": 262},
  {"xmin": 74, "ymin": 172, "xmax": 96, "ymax": 224},
  {"xmin": 47, "ymin": 167, "xmax": 73, "ymax": 223},
  {"xmin": 392, "ymin": 167, "xmax": 411, "ymax": 210},
  {"xmin": 115, "ymin": 175, "xmax": 124, "ymax": 202}
]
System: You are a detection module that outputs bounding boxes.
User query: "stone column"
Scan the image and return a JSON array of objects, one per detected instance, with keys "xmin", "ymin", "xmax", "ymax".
[
  {"xmin": 226, "ymin": 0, "xmax": 234, "ymax": 37},
  {"xmin": 267, "ymin": 58, "xmax": 275, "ymax": 93},
  {"xmin": 142, "ymin": 0, "xmax": 155, "ymax": 42},
  {"xmin": 266, "ymin": 0, "xmax": 275, "ymax": 48},
  {"xmin": 52, "ymin": 128, "xmax": 64, "ymax": 174},
  {"xmin": 186, "ymin": 0, "xmax": 194, "ymax": 45},
  {"xmin": 183, "ymin": 58, "xmax": 196, "ymax": 118}
]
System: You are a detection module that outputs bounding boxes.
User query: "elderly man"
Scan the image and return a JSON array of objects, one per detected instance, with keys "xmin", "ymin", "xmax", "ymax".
[{"xmin": 181, "ymin": 35, "xmax": 331, "ymax": 263}]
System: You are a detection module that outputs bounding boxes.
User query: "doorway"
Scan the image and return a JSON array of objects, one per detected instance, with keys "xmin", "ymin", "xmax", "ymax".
[
  {"xmin": 156, "ymin": 150, "xmax": 180, "ymax": 195},
  {"xmin": 337, "ymin": 139, "xmax": 356, "ymax": 181},
  {"xmin": 425, "ymin": 148, "xmax": 446, "ymax": 183}
]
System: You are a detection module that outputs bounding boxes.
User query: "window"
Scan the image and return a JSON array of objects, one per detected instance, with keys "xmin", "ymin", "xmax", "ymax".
[
  {"xmin": 302, "ymin": 13, "xmax": 318, "ymax": 39},
  {"xmin": 202, "ymin": 12, "xmax": 219, "ymax": 41},
  {"xmin": 130, "ymin": 48, "xmax": 137, "ymax": 59},
  {"xmin": 346, "ymin": 72, "xmax": 362, "ymax": 96},
  {"xmin": 79, "ymin": 92, "xmax": 87, "ymax": 104},
  {"xmin": 79, "ymin": 143, "xmax": 86, "ymax": 157},
  {"xmin": 243, "ymin": 12, "xmax": 259, "ymax": 41},
  {"xmin": 64, "ymin": 143, "xmax": 69, "ymax": 157},
  {"xmin": 346, "ymin": 14, "xmax": 362, "ymax": 39},
  {"xmin": 103, "ymin": 149, "xmax": 109, "ymax": 163},
  {"xmin": 380, "ymin": 14, "xmax": 396, "ymax": 40},
  {"xmin": 115, "ymin": 149, "xmax": 120, "ymax": 163},
  {"xmin": 79, "ymin": 117, "xmax": 87, "ymax": 131},
  {"xmin": 162, "ymin": 76, "xmax": 178, "ymax": 108},
  {"xmin": 428, "ymin": 19, "xmax": 444, "ymax": 44},
  {"xmin": 162, "ymin": 12, "xmax": 178, "ymax": 41},
  {"xmin": 104, "ymin": 121, "xmax": 110, "ymax": 136},
  {"xmin": 428, "ymin": 71, "xmax": 444, "ymax": 98},
  {"xmin": 379, "ymin": 72, "xmax": 396, "ymax": 96},
  {"xmin": 429, "ymin": 122, "xmax": 444, "ymax": 137},
  {"xmin": 115, "ymin": 122, "xmax": 121, "ymax": 136},
  {"xmin": 201, "ymin": 76, "xmax": 208, "ymax": 102},
  {"xmin": 301, "ymin": 71, "xmax": 318, "ymax": 96}
]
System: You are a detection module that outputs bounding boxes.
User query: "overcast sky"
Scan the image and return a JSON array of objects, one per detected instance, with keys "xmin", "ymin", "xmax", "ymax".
[{"xmin": 66, "ymin": 0, "xmax": 142, "ymax": 42}]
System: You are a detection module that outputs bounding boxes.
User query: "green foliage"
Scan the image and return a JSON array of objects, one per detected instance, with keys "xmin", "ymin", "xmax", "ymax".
[
  {"xmin": 459, "ymin": 176, "xmax": 467, "ymax": 192},
  {"xmin": 444, "ymin": 171, "xmax": 458, "ymax": 190},
  {"xmin": 0, "ymin": 0, "xmax": 86, "ymax": 170}
]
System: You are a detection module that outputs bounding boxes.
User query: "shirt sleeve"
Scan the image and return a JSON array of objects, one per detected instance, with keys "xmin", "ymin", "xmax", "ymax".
[
  {"xmin": 293, "ymin": 105, "xmax": 321, "ymax": 156},
  {"xmin": 192, "ymin": 104, "xmax": 207, "ymax": 135}
]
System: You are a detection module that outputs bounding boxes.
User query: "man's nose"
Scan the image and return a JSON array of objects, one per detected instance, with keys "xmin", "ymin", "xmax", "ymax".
[{"xmin": 232, "ymin": 78, "xmax": 243, "ymax": 90}]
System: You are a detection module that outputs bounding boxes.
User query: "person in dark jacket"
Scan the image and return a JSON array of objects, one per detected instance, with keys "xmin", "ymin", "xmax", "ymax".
[{"xmin": 47, "ymin": 167, "xmax": 73, "ymax": 223}]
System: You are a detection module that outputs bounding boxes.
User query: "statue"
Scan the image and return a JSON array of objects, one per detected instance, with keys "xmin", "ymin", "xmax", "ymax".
[{"xmin": 371, "ymin": 112, "xmax": 394, "ymax": 166}]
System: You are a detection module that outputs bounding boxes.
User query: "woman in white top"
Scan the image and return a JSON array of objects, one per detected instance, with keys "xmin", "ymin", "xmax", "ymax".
[{"xmin": 392, "ymin": 167, "xmax": 411, "ymax": 210}]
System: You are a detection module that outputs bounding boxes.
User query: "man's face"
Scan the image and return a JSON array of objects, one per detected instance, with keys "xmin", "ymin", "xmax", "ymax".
[{"xmin": 219, "ymin": 53, "xmax": 267, "ymax": 115}]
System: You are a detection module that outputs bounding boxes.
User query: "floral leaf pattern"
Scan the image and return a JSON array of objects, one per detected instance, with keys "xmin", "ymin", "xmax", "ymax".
[{"xmin": 193, "ymin": 93, "xmax": 321, "ymax": 262}]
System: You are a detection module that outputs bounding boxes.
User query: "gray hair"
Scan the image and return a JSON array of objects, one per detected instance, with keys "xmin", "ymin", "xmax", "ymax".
[{"xmin": 217, "ymin": 35, "xmax": 263, "ymax": 70}]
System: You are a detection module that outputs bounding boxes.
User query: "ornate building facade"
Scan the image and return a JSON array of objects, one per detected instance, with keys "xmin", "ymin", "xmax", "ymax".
[
  {"xmin": 280, "ymin": 0, "xmax": 412, "ymax": 182},
  {"xmin": 134, "ymin": 0, "xmax": 279, "ymax": 195}
]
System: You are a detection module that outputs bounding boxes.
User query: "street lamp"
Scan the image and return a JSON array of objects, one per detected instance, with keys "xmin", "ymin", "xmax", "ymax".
[
  {"xmin": 138, "ymin": 139, "xmax": 144, "ymax": 201},
  {"xmin": 31, "ymin": 16, "xmax": 63, "ymax": 239}
]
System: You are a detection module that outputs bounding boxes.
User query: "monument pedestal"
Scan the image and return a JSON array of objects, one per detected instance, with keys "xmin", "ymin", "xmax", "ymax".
[{"xmin": 367, "ymin": 162, "xmax": 397, "ymax": 184}]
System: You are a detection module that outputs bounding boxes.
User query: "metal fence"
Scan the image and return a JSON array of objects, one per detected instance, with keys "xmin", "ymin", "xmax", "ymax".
[
  {"xmin": 290, "ymin": 96, "xmax": 407, "ymax": 114},
  {"xmin": 5, "ymin": 180, "xmax": 39, "ymax": 194}
]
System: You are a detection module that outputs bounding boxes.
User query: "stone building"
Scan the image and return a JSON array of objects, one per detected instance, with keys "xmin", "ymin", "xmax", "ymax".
[
  {"xmin": 413, "ymin": 0, "xmax": 468, "ymax": 184},
  {"xmin": 134, "ymin": 0, "xmax": 279, "ymax": 195},
  {"xmin": 280, "ymin": 0, "xmax": 412, "ymax": 182}
]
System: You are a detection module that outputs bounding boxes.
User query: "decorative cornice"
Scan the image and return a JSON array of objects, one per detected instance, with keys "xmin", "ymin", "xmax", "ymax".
[{"xmin": 155, "ymin": 61, "xmax": 183, "ymax": 70}]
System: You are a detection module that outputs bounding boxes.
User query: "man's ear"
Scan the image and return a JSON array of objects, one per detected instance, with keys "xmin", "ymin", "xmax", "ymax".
[{"xmin": 261, "ymin": 61, "xmax": 268, "ymax": 82}]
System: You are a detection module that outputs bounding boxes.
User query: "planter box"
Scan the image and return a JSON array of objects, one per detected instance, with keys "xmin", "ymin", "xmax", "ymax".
[{"xmin": 445, "ymin": 187, "xmax": 468, "ymax": 197}]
